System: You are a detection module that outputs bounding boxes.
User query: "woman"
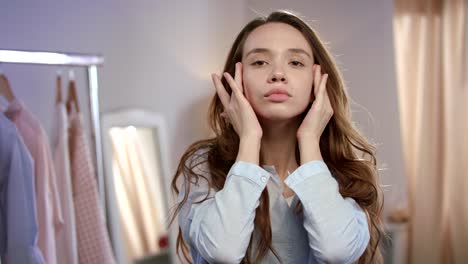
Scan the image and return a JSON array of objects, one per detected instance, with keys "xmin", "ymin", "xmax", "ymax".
[{"xmin": 170, "ymin": 10, "xmax": 384, "ymax": 264}]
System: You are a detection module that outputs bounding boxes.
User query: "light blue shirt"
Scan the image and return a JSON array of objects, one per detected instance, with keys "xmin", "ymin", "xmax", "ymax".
[
  {"xmin": 177, "ymin": 151, "xmax": 370, "ymax": 264},
  {"xmin": 0, "ymin": 113, "xmax": 45, "ymax": 263}
]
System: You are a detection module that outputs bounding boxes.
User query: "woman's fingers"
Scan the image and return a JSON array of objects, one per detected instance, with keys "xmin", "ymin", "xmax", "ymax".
[
  {"xmin": 311, "ymin": 64, "xmax": 331, "ymax": 115},
  {"xmin": 319, "ymin": 74, "xmax": 329, "ymax": 96},
  {"xmin": 312, "ymin": 65, "xmax": 329, "ymax": 103},
  {"xmin": 315, "ymin": 68, "xmax": 332, "ymax": 116},
  {"xmin": 213, "ymin": 61, "xmax": 244, "ymax": 107},
  {"xmin": 223, "ymin": 72, "xmax": 241, "ymax": 97},
  {"xmin": 211, "ymin": 73, "xmax": 230, "ymax": 108},
  {"xmin": 212, "ymin": 69, "xmax": 245, "ymax": 113},
  {"xmin": 313, "ymin": 65, "xmax": 321, "ymax": 98},
  {"xmin": 234, "ymin": 62, "xmax": 244, "ymax": 94}
]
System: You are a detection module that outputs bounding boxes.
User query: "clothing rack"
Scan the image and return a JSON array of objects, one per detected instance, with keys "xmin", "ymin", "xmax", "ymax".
[{"xmin": 0, "ymin": 49, "xmax": 106, "ymax": 210}]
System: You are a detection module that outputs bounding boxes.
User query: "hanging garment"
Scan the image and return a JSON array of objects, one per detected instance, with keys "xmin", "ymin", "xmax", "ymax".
[
  {"xmin": 4, "ymin": 99, "xmax": 63, "ymax": 264},
  {"xmin": 51, "ymin": 102, "xmax": 78, "ymax": 264},
  {"xmin": 68, "ymin": 110, "xmax": 116, "ymax": 264},
  {"xmin": 0, "ymin": 113, "xmax": 45, "ymax": 264}
]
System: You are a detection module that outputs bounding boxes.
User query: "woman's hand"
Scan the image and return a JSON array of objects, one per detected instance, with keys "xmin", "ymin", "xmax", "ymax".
[
  {"xmin": 211, "ymin": 62, "xmax": 263, "ymax": 140},
  {"xmin": 297, "ymin": 65, "xmax": 333, "ymax": 163}
]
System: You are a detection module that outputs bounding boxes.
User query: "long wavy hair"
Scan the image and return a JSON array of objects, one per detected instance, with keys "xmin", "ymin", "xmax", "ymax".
[{"xmin": 169, "ymin": 10, "xmax": 384, "ymax": 264}]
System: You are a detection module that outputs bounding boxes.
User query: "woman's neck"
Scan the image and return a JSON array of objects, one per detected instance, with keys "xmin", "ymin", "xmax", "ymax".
[{"xmin": 259, "ymin": 117, "xmax": 300, "ymax": 181}]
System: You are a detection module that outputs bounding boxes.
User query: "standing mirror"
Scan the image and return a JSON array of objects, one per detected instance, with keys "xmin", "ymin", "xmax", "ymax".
[{"xmin": 101, "ymin": 109, "xmax": 173, "ymax": 264}]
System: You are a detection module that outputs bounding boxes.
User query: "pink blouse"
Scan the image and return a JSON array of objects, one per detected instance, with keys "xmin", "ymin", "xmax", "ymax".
[
  {"xmin": 4, "ymin": 99, "xmax": 63, "ymax": 264},
  {"xmin": 68, "ymin": 110, "xmax": 115, "ymax": 264}
]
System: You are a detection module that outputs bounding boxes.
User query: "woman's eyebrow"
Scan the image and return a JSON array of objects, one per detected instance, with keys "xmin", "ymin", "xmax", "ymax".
[
  {"xmin": 244, "ymin": 48, "xmax": 271, "ymax": 58},
  {"xmin": 288, "ymin": 48, "xmax": 312, "ymax": 58},
  {"xmin": 244, "ymin": 48, "xmax": 311, "ymax": 58}
]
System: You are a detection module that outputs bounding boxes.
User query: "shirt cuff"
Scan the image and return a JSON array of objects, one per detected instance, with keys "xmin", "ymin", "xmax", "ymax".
[
  {"xmin": 284, "ymin": 160, "xmax": 331, "ymax": 188},
  {"xmin": 227, "ymin": 161, "xmax": 271, "ymax": 189}
]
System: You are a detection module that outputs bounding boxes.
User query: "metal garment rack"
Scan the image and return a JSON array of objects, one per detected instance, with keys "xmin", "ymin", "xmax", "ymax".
[{"xmin": 0, "ymin": 49, "xmax": 106, "ymax": 209}]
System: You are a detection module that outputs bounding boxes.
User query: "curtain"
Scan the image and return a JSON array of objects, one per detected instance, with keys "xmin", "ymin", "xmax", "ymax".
[{"xmin": 393, "ymin": 0, "xmax": 467, "ymax": 263}]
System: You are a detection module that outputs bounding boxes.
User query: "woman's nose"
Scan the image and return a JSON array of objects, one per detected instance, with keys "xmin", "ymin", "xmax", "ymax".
[{"xmin": 268, "ymin": 68, "xmax": 287, "ymax": 83}]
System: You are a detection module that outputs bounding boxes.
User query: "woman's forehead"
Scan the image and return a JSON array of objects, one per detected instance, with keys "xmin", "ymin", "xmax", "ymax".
[{"xmin": 243, "ymin": 22, "xmax": 312, "ymax": 55}]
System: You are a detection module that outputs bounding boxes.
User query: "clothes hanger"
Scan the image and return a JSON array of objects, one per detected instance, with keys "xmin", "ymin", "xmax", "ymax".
[
  {"xmin": 66, "ymin": 69, "xmax": 80, "ymax": 114},
  {"xmin": 0, "ymin": 67, "xmax": 16, "ymax": 103},
  {"xmin": 56, "ymin": 70, "xmax": 63, "ymax": 105}
]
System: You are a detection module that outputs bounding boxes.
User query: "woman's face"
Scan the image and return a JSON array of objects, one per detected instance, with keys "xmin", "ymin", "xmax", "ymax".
[{"xmin": 241, "ymin": 22, "xmax": 314, "ymax": 122}]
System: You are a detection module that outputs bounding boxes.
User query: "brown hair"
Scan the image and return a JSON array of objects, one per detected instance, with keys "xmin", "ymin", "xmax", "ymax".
[{"xmin": 169, "ymin": 10, "xmax": 384, "ymax": 264}]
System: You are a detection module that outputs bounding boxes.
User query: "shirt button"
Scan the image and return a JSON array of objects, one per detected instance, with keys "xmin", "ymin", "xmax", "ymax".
[{"xmin": 261, "ymin": 176, "xmax": 267, "ymax": 183}]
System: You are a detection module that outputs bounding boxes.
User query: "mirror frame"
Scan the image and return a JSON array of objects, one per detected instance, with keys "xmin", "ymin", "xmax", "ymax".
[{"xmin": 101, "ymin": 109, "xmax": 173, "ymax": 264}]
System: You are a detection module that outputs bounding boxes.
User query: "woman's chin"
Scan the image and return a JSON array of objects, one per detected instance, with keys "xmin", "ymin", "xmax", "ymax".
[{"xmin": 257, "ymin": 112, "xmax": 303, "ymax": 124}]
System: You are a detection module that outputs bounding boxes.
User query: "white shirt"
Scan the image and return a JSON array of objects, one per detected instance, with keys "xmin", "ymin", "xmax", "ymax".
[
  {"xmin": 51, "ymin": 103, "xmax": 78, "ymax": 264},
  {"xmin": 177, "ymin": 150, "xmax": 370, "ymax": 263}
]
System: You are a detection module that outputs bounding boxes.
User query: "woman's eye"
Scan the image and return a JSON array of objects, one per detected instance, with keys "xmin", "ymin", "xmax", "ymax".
[
  {"xmin": 290, "ymin": 61, "xmax": 305, "ymax": 67},
  {"xmin": 251, "ymin": 60, "xmax": 267, "ymax": 66}
]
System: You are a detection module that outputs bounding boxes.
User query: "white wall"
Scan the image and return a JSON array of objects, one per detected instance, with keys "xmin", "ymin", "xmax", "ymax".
[
  {"xmin": 1, "ymin": 0, "xmax": 247, "ymax": 162},
  {"xmin": 0, "ymin": 1, "xmax": 247, "ymax": 262},
  {"xmin": 1, "ymin": 0, "xmax": 406, "ymax": 262}
]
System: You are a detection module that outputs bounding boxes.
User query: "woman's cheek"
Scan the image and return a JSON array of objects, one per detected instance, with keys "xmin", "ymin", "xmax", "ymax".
[
  {"xmin": 245, "ymin": 89, "xmax": 258, "ymax": 107},
  {"xmin": 242, "ymin": 84, "xmax": 261, "ymax": 110},
  {"xmin": 242, "ymin": 75, "xmax": 254, "ymax": 98}
]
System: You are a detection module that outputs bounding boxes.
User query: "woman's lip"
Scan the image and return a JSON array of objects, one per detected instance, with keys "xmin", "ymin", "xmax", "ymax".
[
  {"xmin": 265, "ymin": 88, "xmax": 289, "ymax": 97},
  {"xmin": 265, "ymin": 93, "xmax": 289, "ymax": 102}
]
